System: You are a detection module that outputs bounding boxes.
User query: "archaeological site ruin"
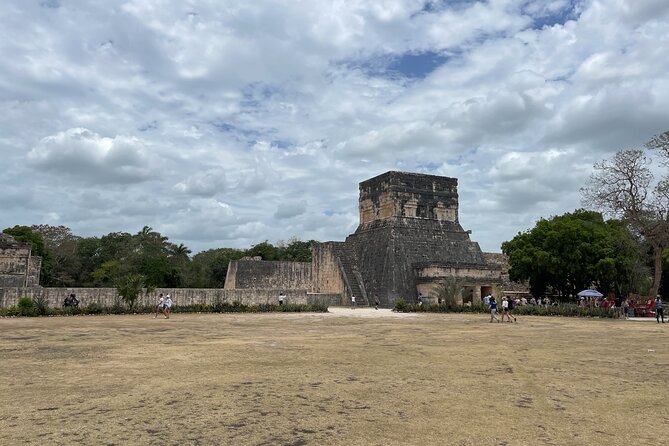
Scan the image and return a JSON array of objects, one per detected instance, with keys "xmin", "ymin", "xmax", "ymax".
[
  {"xmin": 226, "ymin": 171, "xmax": 503, "ymax": 307},
  {"xmin": 1, "ymin": 171, "xmax": 506, "ymax": 309}
]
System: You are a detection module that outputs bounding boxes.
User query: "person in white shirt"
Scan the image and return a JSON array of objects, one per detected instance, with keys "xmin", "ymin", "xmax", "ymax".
[
  {"xmin": 501, "ymin": 296, "xmax": 511, "ymax": 322},
  {"xmin": 155, "ymin": 293, "xmax": 165, "ymax": 318},
  {"xmin": 164, "ymin": 294, "xmax": 173, "ymax": 319},
  {"xmin": 351, "ymin": 295, "xmax": 356, "ymax": 309}
]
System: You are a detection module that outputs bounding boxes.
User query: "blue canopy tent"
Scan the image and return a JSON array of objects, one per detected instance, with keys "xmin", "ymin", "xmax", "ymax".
[{"xmin": 577, "ymin": 289, "xmax": 603, "ymax": 298}]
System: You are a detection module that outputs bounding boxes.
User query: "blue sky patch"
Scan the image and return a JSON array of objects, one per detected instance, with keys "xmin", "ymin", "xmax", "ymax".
[
  {"xmin": 387, "ymin": 51, "xmax": 450, "ymax": 79},
  {"xmin": 527, "ymin": 1, "xmax": 580, "ymax": 29},
  {"xmin": 345, "ymin": 50, "xmax": 449, "ymax": 80}
]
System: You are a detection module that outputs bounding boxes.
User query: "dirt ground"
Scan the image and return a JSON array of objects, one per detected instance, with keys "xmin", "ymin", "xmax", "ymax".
[{"xmin": 1, "ymin": 308, "xmax": 667, "ymax": 446}]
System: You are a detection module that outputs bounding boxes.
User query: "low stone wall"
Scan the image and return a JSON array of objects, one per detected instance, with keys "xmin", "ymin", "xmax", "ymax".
[
  {"xmin": 225, "ymin": 260, "xmax": 312, "ymax": 290},
  {"xmin": 0, "ymin": 287, "xmax": 342, "ymax": 309}
]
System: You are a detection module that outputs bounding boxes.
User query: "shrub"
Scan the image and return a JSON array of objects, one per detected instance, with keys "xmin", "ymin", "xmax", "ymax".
[
  {"xmin": 394, "ymin": 298, "xmax": 408, "ymax": 312},
  {"xmin": 395, "ymin": 301, "xmax": 619, "ymax": 319},
  {"xmin": 17, "ymin": 297, "xmax": 36, "ymax": 317},
  {"xmin": 2, "ymin": 305, "xmax": 20, "ymax": 317},
  {"xmin": 32, "ymin": 296, "xmax": 50, "ymax": 316},
  {"xmin": 63, "ymin": 305, "xmax": 81, "ymax": 316},
  {"xmin": 82, "ymin": 302, "xmax": 104, "ymax": 315}
]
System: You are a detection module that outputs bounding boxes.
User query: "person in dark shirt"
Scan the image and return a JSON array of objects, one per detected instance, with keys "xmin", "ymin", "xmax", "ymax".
[
  {"xmin": 655, "ymin": 295, "xmax": 664, "ymax": 324},
  {"xmin": 489, "ymin": 296, "xmax": 500, "ymax": 323},
  {"xmin": 615, "ymin": 295, "xmax": 623, "ymax": 319}
]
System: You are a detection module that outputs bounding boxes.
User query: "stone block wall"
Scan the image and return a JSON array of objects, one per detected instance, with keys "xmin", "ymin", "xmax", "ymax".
[
  {"xmin": 311, "ymin": 242, "xmax": 346, "ymax": 295},
  {"xmin": 224, "ymin": 260, "xmax": 312, "ymax": 290},
  {"xmin": 0, "ymin": 243, "xmax": 41, "ymax": 287},
  {"xmin": 0, "ymin": 287, "xmax": 341, "ymax": 309},
  {"xmin": 345, "ymin": 217, "xmax": 496, "ymax": 306},
  {"xmin": 359, "ymin": 171, "xmax": 459, "ymax": 224}
]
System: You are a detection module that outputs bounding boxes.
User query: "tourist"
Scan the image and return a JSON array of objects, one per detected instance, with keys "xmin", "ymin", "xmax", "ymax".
[
  {"xmin": 164, "ymin": 294, "xmax": 173, "ymax": 319},
  {"xmin": 278, "ymin": 292, "xmax": 286, "ymax": 306},
  {"xmin": 418, "ymin": 293, "xmax": 423, "ymax": 306},
  {"xmin": 351, "ymin": 295, "xmax": 356, "ymax": 309},
  {"xmin": 655, "ymin": 295, "xmax": 664, "ymax": 324},
  {"xmin": 489, "ymin": 296, "xmax": 500, "ymax": 323},
  {"xmin": 501, "ymin": 296, "xmax": 510, "ymax": 322},
  {"xmin": 483, "ymin": 294, "xmax": 491, "ymax": 306},
  {"xmin": 155, "ymin": 293, "xmax": 165, "ymax": 318},
  {"xmin": 521, "ymin": 297, "xmax": 527, "ymax": 306},
  {"xmin": 507, "ymin": 296, "xmax": 517, "ymax": 322},
  {"xmin": 615, "ymin": 294, "xmax": 623, "ymax": 319},
  {"xmin": 63, "ymin": 293, "xmax": 79, "ymax": 308},
  {"xmin": 622, "ymin": 298, "xmax": 630, "ymax": 319},
  {"xmin": 374, "ymin": 295, "xmax": 380, "ymax": 310}
]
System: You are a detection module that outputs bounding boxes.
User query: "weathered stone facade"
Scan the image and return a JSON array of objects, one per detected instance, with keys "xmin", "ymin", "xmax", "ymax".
[
  {"xmin": 0, "ymin": 286, "xmax": 340, "ymax": 308},
  {"xmin": 225, "ymin": 259, "xmax": 312, "ymax": 291},
  {"xmin": 226, "ymin": 171, "xmax": 503, "ymax": 307},
  {"xmin": 0, "ymin": 233, "xmax": 41, "ymax": 287}
]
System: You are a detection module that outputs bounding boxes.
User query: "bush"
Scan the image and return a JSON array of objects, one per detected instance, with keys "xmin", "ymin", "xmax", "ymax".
[
  {"xmin": 82, "ymin": 302, "xmax": 104, "ymax": 315},
  {"xmin": 32, "ymin": 296, "xmax": 50, "ymax": 316},
  {"xmin": 394, "ymin": 298, "xmax": 408, "ymax": 312},
  {"xmin": 62, "ymin": 305, "xmax": 81, "ymax": 316},
  {"xmin": 393, "ymin": 301, "xmax": 619, "ymax": 319},
  {"xmin": 17, "ymin": 297, "xmax": 36, "ymax": 317},
  {"xmin": 1, "ymin": 298, "xmax": 328, "ymax": 317}
]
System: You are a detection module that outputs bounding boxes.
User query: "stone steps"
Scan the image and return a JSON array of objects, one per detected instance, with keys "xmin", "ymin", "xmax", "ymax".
[{"xmin": 334, "ymin": 245, "xmax": 368, "ymax": 306}]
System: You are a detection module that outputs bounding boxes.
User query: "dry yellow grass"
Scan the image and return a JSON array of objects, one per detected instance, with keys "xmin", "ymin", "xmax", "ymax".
[{"xmin": 1, "ymin": 309, "xmax": 667, "ymax": 445}]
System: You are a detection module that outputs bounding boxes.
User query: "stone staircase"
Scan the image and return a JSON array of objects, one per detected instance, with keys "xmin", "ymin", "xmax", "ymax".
[{"xmin": 334, "ymin": 245, "xmax": 368, "ymax": 306}]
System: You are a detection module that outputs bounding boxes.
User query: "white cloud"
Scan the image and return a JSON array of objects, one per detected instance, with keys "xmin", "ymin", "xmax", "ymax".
[
  {"xmin": 1, "ymin": 0, "xmax": 668, "ymax": 254},
  {"xmin": 27, "ymin": 128, "xmax": 152, "ymax": 184}
]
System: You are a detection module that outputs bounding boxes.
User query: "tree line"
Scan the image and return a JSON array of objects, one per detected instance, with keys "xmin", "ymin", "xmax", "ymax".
[{"xmin": 2, "ymin": 224, "xmax": 314, "ymax": 289}]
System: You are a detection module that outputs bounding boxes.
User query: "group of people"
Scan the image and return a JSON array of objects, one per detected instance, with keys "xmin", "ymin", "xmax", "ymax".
[
  {"xmin": 484, "ymin": 293, "xmax": 666, "ymax": 324},
  {"xmin": 486, "ymin": 295, "xmax": 517, "ymax": 323},
  {"xmin": 155, "ymin": 293, "xmax": 173, "ymax": 318},
  {"xmin": 63, "ymin": 293, "xmax": 79, "ymax": 307}
]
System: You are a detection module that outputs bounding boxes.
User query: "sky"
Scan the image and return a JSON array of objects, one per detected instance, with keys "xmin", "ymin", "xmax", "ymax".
[{"xmin": 1, "ymin": 0, "xmax": 668, "ymax": 254}]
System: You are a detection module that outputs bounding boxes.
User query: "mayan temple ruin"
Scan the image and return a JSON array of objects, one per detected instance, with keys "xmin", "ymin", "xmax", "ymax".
[{"xmin": 227, "ymin": 171, "xmax": 503, "ymax": 307}]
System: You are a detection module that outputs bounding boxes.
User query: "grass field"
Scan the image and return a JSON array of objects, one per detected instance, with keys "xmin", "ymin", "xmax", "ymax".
[{"xmin": 1, "ymin": 308, "xmax": 667, "ymax": 445}]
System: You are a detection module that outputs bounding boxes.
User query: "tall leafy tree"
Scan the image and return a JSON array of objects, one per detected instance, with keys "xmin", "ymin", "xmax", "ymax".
[
  {"xmin": 277, "ymin": 238, "xmax": 314, "ymax": 262},
  {"xmin": 31, "ymin": 225, "xmax": 81, "ymax": 286},
  {"xmin": 581, "ymin": 130, "xmax": 669, "ymax": 297},
  {"xmin": 502, "ymin": 210, "xmax": 642, "ymax": 297}
]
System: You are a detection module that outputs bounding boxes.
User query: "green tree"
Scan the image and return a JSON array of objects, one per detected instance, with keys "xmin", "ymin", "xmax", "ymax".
[
  {"xmin": 189, "ymin": 247, "xmax": 246, "ymax": 287},
  {"xmin": 31, "ymin": 225, "xmax": 81, "ymax": 286},
  {"xmin": 246, "ymin": 241, "xmax": 279, "ymax": 260},
  {"xmin": 502, "ymin": 210, "xmax": 641, "ymax": 297},
  {"xmin": 276, "ymin": 238, "xmax": 314, "ymax": 262}
]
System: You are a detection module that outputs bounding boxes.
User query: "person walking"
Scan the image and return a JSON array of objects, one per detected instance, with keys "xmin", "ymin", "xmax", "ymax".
[
  {"xmin": 351, "ymin": 295, "xmax": 356, "ymax": 309},
  {"xmin": 655, "ymin": 295, "xmax": 664, "ymax": 323},
  {"xmin": 501, "ymin": 296, "xmax": 510, "ymax": 322},
  {"xmin": 155, "ymin": 293, "xmax": 165, "ymax": 318},
  {"xmin": 489, "ymin": 296, "xmax": 500, "ymax": 323},
  {"xmin": 278, "ymin": 292, "xmax": 286, "ymax": 306},
  {"xmin": 164, "ymin": 294, "xmax": 173, "ymax": 319},
  {"xmin": 374, "ymin": 295, "xmax": 380, "ymax": 310},
  {"xmin": 506, "ymin": 296, "xmax": 517, "ymax": 322}
]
